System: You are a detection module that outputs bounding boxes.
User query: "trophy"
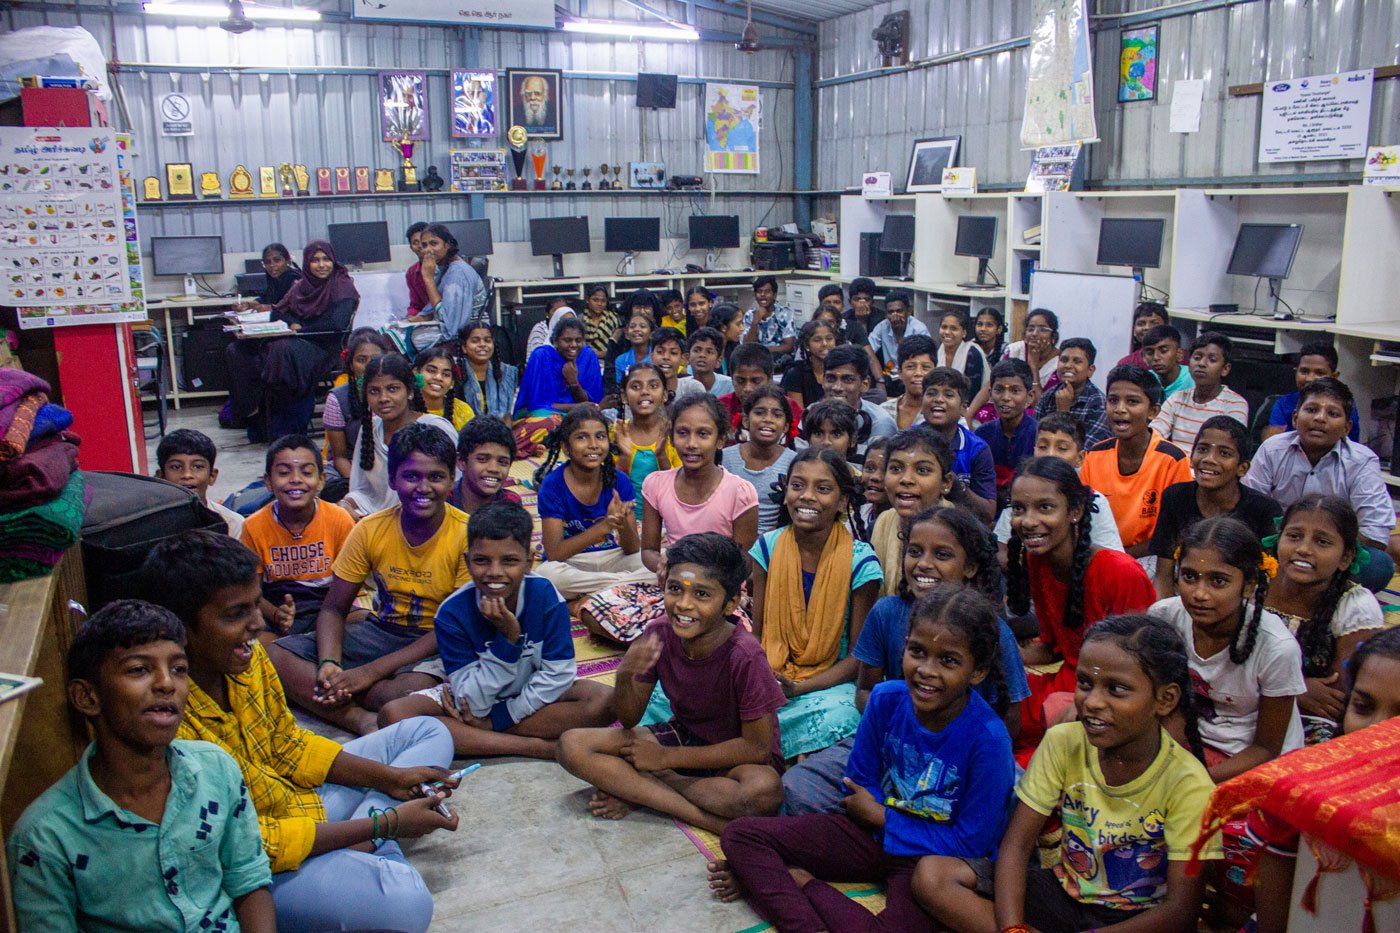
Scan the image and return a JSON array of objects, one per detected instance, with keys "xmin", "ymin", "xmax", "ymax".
[
  {"xmin": 293, "ymin": 164, "xmax": 310, "ymax": 196},
  {"xmin": 389, "ymin": 134, "xmax": 420, "ymax": 191},
  {"xmin": 565, "ymin": 168, "xmax": 576, "ymax": 190},
  {"xmin": 612, "ymin": 164, "xmax": 623, "ymax": 190},
  {"xmin": 257, "ymin": 166, "xmax": 278, "ymax": 198},
  {"xmin": 199, "ymin": 172, "xmax": 222, "ymax": 199},
  {"xmin": 373, "ymin": 169, "xmax": 396, "ymax": 192},
  {"xmin": 550, "ymin": 165, "xmax": 563, "ymax": 190},
  {"xmin": 598, "ymin": 163, "xmax": 612, "ymax": 190},
  {"xmin": 581, "ymin": 167, "xmax": 592, "ymax": 190},
  {"xmin": 277, "ymin": 162, "xmax": 295, "ymax": 197},
  {"xmin": 165, "ymin": 163, "xmax": 195, "ymax": 201},
  {"xmin": 142, "ymin": 176, "xmax": 162, "ymax": 201},
  {"xmin": 530, "ymin": 140, "xmax": 547, "ymax": 191},
  {"xmin": 315, "ymin": 167, "xmax": 332, "ymax": 195},
  {"xmin": 229, "ymin": 164, "xmax": 255, "ymax": 199},
  {"xmin": 507, "ymin": 125, "xmax": 528, "ymax": 190}
]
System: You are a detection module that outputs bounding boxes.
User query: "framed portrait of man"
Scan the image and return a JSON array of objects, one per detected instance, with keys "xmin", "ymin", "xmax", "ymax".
[{"xmin": 506, "ymin": 68, "xmax": 564, "ymax": 140}]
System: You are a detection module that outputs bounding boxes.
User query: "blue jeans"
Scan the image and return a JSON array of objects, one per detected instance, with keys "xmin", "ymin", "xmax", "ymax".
[
  {"xmin": 269, "ymin": 717, "xmax": 453, "ymax": 933},
  {"xmin": 1354, "ymin": 545, "xmax": 1396, "ymax": 594}
]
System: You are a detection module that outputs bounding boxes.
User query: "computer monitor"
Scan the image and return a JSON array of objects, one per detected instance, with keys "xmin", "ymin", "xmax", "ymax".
[
  {"xmin": 953, "ymin": 215, "xmax": 998, "ymax": 289},
  {"xmin": 327, "ymin": 221, "xmax": 391, "ymax": 267},
  {"xmin": 1227, "ymin": 222, "xmax": 1305, "ymax": 319},
  {"xmin": 234, "ymin": 272, "xmax": 267, "ymax": 297},
  {"xmin": 688, "ymin": 215, "xmax": 740, "ymax": 270},
  {"xmin": 439, "ymin": 219, "xmax": 494, "ymax": 258},
  {"xmin": 879, "ymin": 214, "xmax": 916, "ymax": 279},
  {"xmin": 151, "ymin": 235, "xmax": 224, "ymax": 299},
  {"xmin": 530, "ymin": 216, "xmax": 591, "ymax": 278},
  {"xmin": 244, "ymin": 257, "xmax": 265, "ymax": 273},
  {"xmin": 1097, "ymin": 218, "xmax": 1165, "ymax": 274},
  {"xmin": 604, "ymin": 217, "xmax": 661, "ymax": 275}
]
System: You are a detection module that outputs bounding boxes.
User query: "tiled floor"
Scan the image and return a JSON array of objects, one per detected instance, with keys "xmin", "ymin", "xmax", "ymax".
[{"xmin": 143, "ymin": 401, "xmax": 766, "ymax": 933}]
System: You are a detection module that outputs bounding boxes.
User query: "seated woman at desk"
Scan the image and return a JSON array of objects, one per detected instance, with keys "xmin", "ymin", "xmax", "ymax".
[
  {"xmin": 236, "ymin": 242, "xmax": 301, "ymax": 312},
  {"xmin": 226, "ymin": 240, "xmax": 359, "ymax": 439},
  {"xmin": 404, "ymin": 223, "xmax": 485, "ymax": 341},
  {"xmin": 513, "ymin": 315, "xmax": 603, "ymax": 456}
]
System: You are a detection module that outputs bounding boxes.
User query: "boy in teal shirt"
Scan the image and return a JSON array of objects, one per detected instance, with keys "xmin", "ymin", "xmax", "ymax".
[
  {"xmin": 1141, "ymin": 324, "xmax": 1194, "ymax": 398},
  {"xmin": 7, "ymin": 600, "xmax": 274, "ymax": 933}
]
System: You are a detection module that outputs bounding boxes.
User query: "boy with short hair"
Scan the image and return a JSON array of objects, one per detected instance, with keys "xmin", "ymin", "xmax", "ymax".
[
  {"xmin": 270, "ymin": 422, "xmax": 472, "ymax": 734},
  {"xmin": 845, "ymin": 277, "xmax": 883, "ymax": 332},
  {"xmin": 1140, "ymin": 324, "xmax": 1194, "ymax": 399},
  {"xmin": 1150, "ymin": 331, "xmax": 1249, "ymax": 449},
  {"xmin": 676, "ymin": 326, "xmax": 735, "ymax": 398},
  {"xmin": 156, "ymin": 428, "xmax": 244, "ymax": 539},
  {"xmin": 822, "ymin": 344, "xmax": 898, "ymax": 444},
  {"xmin": 1033, "ymin": 337, "xmax": 1110, "ymax": 446},
  {"xmin": 867, "ymin": 289, "xmax": 932, "ymax": 378},
  {"xmin": 453, "ymin": 415, "xmax": 523, "ymax": 514},
  {"xmin": 7, "ymin": 600, "xmax": 275, "ymax": 933},
  {"xmin": 649, "ymin": 325, "xmax": 687, "ymax": 394},
  {"xmin": 741, "ymin": 274, "xmax": 797, "ymax": 358},
  {"xmin": 241, "ymin": 434, "xmax": 355, "ymax": 638},
  {"xmin": 977, "ymin": 357, "xmax": 1038, "ymax": 510},
  {"xmin": 1116, "ymin": 301, "xmax": 1167, "ymax": 368},
  {"xmin": 1262, "ymin": 341, "xmax": 1361, "ymax": 441},
  {"xmin": 379, "ymin": 500, "xmax": 614, "ymax": 758},
  {"xmin": 719, "ymin": 343, "xmax": 803, "ymax": 444},
  {"xmin": 1079, "ymin": 364, "xmax": 1193, "ymax": 556},
  {"xmin": 659, "ymin": 289, "xmax": 687, "ymax": 331},
  {"xmin": 921, "ymin": 367, "xmax": 997, "ymax": 523},
  {"xmin": 404, "ymin": 220, "xmax": 430, "ymax": 316},
  {"xmin": 143, "ymin": 532, "xmax": 460, "ymax": 933},
  {"xmin": 993, "ymin": 412, "xmax": 1124, "ymax": 555}
]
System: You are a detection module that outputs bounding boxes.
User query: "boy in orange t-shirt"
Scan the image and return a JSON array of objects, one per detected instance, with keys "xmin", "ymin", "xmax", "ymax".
[
  {"xmin": 1079, "ymin": 364, "xmax": 1192, "ymax": 557},
  {"xmin": 241, "ymin": 435, "xmax": 355, "ymax": 639}
]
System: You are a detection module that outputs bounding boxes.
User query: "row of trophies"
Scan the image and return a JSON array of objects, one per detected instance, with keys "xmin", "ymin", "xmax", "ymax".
[
  {"xmin": 142, "ymin": 159, "xmax": 445, "ymax": 202},
  {"xmin": 505, "ymin": 125, "xmax": 625, "ymax": 191}
]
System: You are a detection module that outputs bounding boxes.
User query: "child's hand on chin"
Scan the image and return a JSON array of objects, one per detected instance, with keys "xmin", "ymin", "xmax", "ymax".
[
  {"xmin": 480, "ymin": 595, "xmax": 522, "ymax": 643},
  {"xmin": 618, "ymin": 632, "xmax": 663, "ymax": 681}
]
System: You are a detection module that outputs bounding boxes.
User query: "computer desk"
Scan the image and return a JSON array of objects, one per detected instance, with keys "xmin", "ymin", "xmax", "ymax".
[{"xmin": 145, "ymin": 295, "xmax": 243, "ymax": 409}]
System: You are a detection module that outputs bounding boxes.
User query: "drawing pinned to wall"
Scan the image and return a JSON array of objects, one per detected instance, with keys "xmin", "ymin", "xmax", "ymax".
[
  {"xmin": 379, "ymin": 70, "xmax": 428, "ymax": 142},
  {"xmin": 704, "ymin": 84, "xmax": 761, "ymax": 174},
  {"xmin": 451, "ymin": 71, "xmax": 497, "ymax": 139},
  {"xmin": 1119, "ymin": 25, "xmax": 1158, "ymax": 102}
]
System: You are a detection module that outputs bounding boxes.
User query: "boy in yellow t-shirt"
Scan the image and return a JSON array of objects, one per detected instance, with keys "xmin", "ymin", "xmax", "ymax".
[{"xmin": 270, "ymin": 423, "xmax": 471, "ymax": 735}]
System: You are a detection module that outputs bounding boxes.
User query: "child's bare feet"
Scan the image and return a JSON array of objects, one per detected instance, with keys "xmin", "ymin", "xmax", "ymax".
[
  {"xmin": 706, "ymin": 859, "xmax": 743, "ymax": 902},
  {"xmin": 587, "ymin": 789, "xmax": 635, "ymax": 820}
]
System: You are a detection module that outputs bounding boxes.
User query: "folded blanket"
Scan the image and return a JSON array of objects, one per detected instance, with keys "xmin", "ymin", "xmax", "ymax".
[
  {"xmin": 28, "ymin": 403, "xmax": 74, "ymax": 443},
  {"xmin": 0, "ymin": 392, "xmax": 45, "ymax": 460},
  {"xmin": 0, "ymin": 369, "xmax": 49, "ymax": 426},
  {"xmin": 0, "ymin": 434, "xmax": 79, "ymax": 510},
  {"xmin": 0, "ymin": 469, "xmax": 86, "ymax": 550}
]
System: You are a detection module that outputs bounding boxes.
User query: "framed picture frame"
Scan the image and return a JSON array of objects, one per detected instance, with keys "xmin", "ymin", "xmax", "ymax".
[
  {"xmin": 904, "ymin": 136, "xmax": 961, "ymax": 193},
  {"xmin": 379, "ymin": 70, "xmax": 429, "ymax": 142},
  {"xmin": 451, "ymin": 70, "xmax": 498, "ymax": 139},
  {"xmin": 1119, "ymin": 24, "xmax": 1159, "ymax": 102},
  {"xmin": 506, "ymin": 68, "xmax": 564, "ymax": 140}
]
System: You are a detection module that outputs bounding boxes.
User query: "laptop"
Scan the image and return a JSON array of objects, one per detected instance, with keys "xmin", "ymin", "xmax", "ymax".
[{"xmin": 234, "ymin": 272, "xmax": 267, "ymax": 296}]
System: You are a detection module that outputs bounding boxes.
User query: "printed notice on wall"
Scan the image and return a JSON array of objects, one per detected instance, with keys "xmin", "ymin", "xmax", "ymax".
[
  {"xmin": 1258, "ymin": 69, "xmax": 1374, "ymax": 164},
  {"xmin": 1, "ymin": 127, "xmax": 131, "ymax": 310},
  {"xmin": 351, "ymin": 0, "xmax": 553, "ymax": 27}
]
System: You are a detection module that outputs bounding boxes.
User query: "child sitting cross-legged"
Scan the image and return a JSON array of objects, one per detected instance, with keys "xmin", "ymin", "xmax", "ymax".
[
  {"xmin": 1150, "ymin": 331, "xmax": 1248, "ymax": 449},
  {"xmin": 712, "ymin": 587, "xmax": 1017, "ymax": 932},
  {"xmin": 559, "ymin": 533, "xmax": 787, "ymax": 833},
  {"xmin": 6, "ymin": 600, "xmax": 276, "ymax": 933},
  {"xmin": 141, "ymin": 532, "xmax": 460, "ymax": 933},
  {"xmin": 379, "ymin": 500, "xmax": 615, "ymax": 758}
]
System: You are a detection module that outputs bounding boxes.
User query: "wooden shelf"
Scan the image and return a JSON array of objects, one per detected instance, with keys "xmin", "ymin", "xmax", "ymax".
[{"xmin": 136, "ymin": 187, "xmax": 813, "ymax": 210}]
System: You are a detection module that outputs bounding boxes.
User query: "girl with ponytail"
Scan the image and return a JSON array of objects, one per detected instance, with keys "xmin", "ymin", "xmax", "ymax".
[{"xmin": 1008, "ymin": 456, "xmax": 1155, "ymax": 762}]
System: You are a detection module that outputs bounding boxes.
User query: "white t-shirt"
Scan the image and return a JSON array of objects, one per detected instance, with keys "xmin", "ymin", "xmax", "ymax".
[
  {"xmin": 995, "ymin": 489, "xmax": 1124, "ymax": 552},
  {"xmin": 208, "ymin": 499, "xmax": 244, "ymax": 541},
  {"xmin": 342, "ymin": 413, "xmax": 458, "ymax": 518},
  {"xmin": 1149, "ymin": 596, "xmax": 1305, "ymax": 757}
]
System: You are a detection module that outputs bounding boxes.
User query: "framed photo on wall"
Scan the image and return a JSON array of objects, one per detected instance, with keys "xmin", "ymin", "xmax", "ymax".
[
  {"xmin": 1119, "ymin": 24, "xmax": 1159, "ymax": 102},
  {"xmin": 451, "ymin": 70, "xmax": 498, "ymax": 138},
  {"xmin": 904, "ymin": 136, "xmax": 961, "ymax": 192},
  {"xmin": 506, "ymin": 68, "xmax": 564, "ymax": 140},
  {"xmin": 379, "ymin": 70, "xmax": 429, "ymax": 142}
]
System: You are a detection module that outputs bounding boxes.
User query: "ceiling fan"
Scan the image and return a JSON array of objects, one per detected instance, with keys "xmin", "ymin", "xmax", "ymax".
[
  {"xmin": 736, "ymin": 0, "xmax": 762, "ymax": 52},
  {"xmin": 220, "ymin": 0, "xmax": 254, "ymax": 33}
]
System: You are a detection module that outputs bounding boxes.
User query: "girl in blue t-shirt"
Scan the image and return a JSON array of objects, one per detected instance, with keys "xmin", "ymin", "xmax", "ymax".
[
  {"xmin": 533, "ymin": 404, "xmax": 651, "ymax": 600},
  {"xmin": 713, "ymin": 586, "xmax": 1016, "ymax": 931}
]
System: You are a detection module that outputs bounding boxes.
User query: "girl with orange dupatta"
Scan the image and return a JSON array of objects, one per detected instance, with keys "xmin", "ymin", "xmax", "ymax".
[{"xmin": 749, "ymin": 448, "xmax": 883, "ymax": 759}]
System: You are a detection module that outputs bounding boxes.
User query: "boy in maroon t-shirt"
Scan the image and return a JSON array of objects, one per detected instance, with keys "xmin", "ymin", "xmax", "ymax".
[{"xmin": 718, "ymin": 343, "xmax": 802, "ymax": 445}]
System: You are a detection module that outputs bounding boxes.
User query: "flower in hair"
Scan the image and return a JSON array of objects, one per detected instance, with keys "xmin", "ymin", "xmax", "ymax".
[
  {"xmin": 1349, "ymin": 547, "xmax": 1372, "ymax": 576},
  {"xmin": 1258, "ymin": 554, "xmax": 1279, "ymax": 579}
]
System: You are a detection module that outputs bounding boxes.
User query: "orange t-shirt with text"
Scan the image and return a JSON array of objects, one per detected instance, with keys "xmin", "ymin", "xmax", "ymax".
[{"xmin": 1079, "ymin": 431, "xmax": 1193, "ymax": 549}]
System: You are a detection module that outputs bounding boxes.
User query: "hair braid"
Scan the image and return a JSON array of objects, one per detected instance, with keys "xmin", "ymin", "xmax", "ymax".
[
  {"xmin": 531, "ymin": 425, "xmax": 565, "ymax": 489},
  {"xmin": 1230, "ymin": 568, "xmax": 1269, "ymax": 665},
  {"xmin": 1006, "ymin": 536, "xmax": 1030, "ymax": 616},
  {"xmin": 1062, "ymin": 515, "xmax": 1094, "ymax": 631},
  {"xmin": 1299, "ymin": 571, "xmax": 1350, "ymax": 677}
]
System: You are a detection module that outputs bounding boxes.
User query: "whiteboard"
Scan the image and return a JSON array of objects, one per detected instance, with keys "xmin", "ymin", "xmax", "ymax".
[{"xmin": 1028, "ymin": 269, "xmax": 1138, "ymax": 390}]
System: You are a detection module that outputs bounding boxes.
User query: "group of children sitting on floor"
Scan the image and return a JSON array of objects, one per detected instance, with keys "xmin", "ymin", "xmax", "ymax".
[{"xmin": 10, "ymin": 287, "xmax": 1400, "ymax": 933}]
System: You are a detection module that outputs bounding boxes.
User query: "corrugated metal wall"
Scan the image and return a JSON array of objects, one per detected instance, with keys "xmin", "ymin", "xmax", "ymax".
[
  {"xmin": 815, "ymin": 0, "xmax": 1400, "ymax": 198},
  {"xmin": 3, "ymin": 0, "xmax": 801, "ymax": 254}
]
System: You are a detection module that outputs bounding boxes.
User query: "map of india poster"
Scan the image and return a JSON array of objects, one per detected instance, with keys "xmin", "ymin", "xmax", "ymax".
[{"xmin": 705, "ymin": 84, "xmax": 761, "ymax": 174}]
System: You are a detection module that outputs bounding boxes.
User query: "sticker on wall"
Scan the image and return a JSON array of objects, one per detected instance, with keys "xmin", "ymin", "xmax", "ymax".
[{"xmin": 704, "ymin": 83, "xmax": 760, "ymax": 175}]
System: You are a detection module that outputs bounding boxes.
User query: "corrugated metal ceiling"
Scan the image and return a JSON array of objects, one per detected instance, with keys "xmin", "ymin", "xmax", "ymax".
[{"xmin": 743, "ymin": 0, "xmax": 885, "ymax": 23}]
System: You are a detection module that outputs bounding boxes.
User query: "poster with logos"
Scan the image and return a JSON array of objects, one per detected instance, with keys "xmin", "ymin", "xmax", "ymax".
[
  {"xmin": 15, "ymin": 133, "xmax": 145, "ymax": 329},
  {"xmin": 351, "ymin": 0, "xmax": 553, "ymax": 27},
  {"xmin": 1258, "ymin": 69, "xmax": 1374, "ymax": 163}
]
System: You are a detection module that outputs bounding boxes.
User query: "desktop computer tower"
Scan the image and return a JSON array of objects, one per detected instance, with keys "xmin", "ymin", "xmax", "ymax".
[
  {"xmin": 180, "ymin": 325, "xmax": 233, "ymax": 393},
  {"xmin": 859, "ymin": 232, "xmax": 902, "ymax": 277}
]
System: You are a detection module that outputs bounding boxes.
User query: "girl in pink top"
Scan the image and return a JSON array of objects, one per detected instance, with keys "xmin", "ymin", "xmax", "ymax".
[{"xmin": 583, "ymin": 394, "xmax": 759, "ymax": 644}]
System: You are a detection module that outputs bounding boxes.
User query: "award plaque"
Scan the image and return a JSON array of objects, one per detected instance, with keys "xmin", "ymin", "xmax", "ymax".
[
  {"xmin": 277, "ymin": 162, "xmax": 295, "ymax": 197},
  {"xmin": 199, "ymin": 172, "xmax": 222, "ymax": 199},
  {"xmin": 293, "ymin": 164, "xmax": 311, "ymax": 196},
  {"xmin": 257, "ymin": 166, "xmax": 278, "ymax": 198},
  {"xmin": 507, "ymin": 125, "xmax": 528, "ymax": 191},
  {"xmin": 334, "ymin": 167, "xmax": 351, "ymax": 193},
  {"xmin": 229, "ymin": 165, "xmax": 255, "ymax": 199},
  {"xmin": 354, "ymin": 167, "xmax": 371, "ymax": 193},
  {"xmin": 373, "ymin": 169, "xmax": 395, "ymax": 192},
  {"xmin": 142, "ymin": 176, "xmax": 162, "ymax": 201},
  {"xmin": 316, "ymin": 167, "xmax": 333, "ymax": 195},
  {"xmin": 165, "ymin": 162, "xmax": 195, "ymax": 200}
]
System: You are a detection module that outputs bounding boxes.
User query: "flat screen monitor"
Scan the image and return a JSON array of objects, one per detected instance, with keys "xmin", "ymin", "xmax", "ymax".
[
  {"xmin": 529, "ymin": 216, "xmax": 591, "ymax": 256},
  {"xmin": 1227, "ymin": 223, "xmax": 1304, "ymax": 279},
  {"xmin": 327, "ymin": 221, "xmax": 391, "ymax": 266},
  {"xmin": 439, "ymin": 219, "xmax": 493, "ymax": 257},
  {"xmin": 636, "ymin": 73, "xmax": 678, "ymax": 109},
  {"xmin": 953, "ymin": 215, "xmax": 998, "ymax": 259},
  {"xmin": 1097, "ymin": 218, "xmax": 1165, "ymax": 270},
  {"xmin": 880, "ymin": 214, "xmax": 915, "ymax": 254},
  {"xmin": 150, "ymin": 236, "xmax": 224, "ymax": 276},
  {"xmin": 689, "ymin": 214, "xmax": 741, "ymax": 249},
  {"xmin": 604, "ymin": 217, "xmax": 661, "ymax": 253},
  {"xmin": 243, "ymin": 257, "xmax": 265, "ymax": 273}
]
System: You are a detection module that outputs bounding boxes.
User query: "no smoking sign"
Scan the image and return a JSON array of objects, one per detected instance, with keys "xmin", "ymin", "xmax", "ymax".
[{"xmin": 159, "ymin": 93, "xmax": 194, "ymax": 136}]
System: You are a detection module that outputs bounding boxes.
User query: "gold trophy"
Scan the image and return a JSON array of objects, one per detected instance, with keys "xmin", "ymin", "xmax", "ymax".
[
  {"xmin": 389, "ymin": 134, "xmax": 420, "ymax": 191},
  {"xmin": 373, "ymin": 169, "xmax": 396, "ymax": 192},
  {"xmin": 530, "ymin": 140, "xmax": 547, "ymax": 191},
  {"xmin": 565, "ymin": 168, "xmax": 576, "ymax": 190},
  {"xmin": 199, "ymin": 172, "xmax": 222, "ymax": 199},
  {"xmin": 598, "ymin": 163, "xmax": 612, "ymax": 189},
  {"xmin": 229, "ymin": 165, "xmax": 255, "ymax": 199},
  {"xmin": 581, "ymin": 166, "xmax": 592, "ymax": 190},
  {"xmin": 293, "ymin": 164, "xmax": 310, "ymax": 196},
  {"xmin": 612, "ymin": 164, "xmax": 623, "ymax": 190},
  {"xmin": 550, "ymin": 165, "xmax": 563, "ymax": 190},
  {"xmin": 257, "ymin": 166, "xmax": 278, "ymax": 198},
  {"xmin": 277, "ymin": 162, "xmax": 295, "ymax": 197},
  {"xmin": 507, "ymin": 125, "xmax": 528, "ymax": 190}
]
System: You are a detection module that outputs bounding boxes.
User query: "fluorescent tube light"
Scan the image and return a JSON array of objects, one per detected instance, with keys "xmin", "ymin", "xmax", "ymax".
[
  {"xmin": 561, "ymin": 19, "xmax": 699, "ymax": 41},
  {"xmin": 142, "ymin": 2, "xmax": 322, "ymax": 22}
]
